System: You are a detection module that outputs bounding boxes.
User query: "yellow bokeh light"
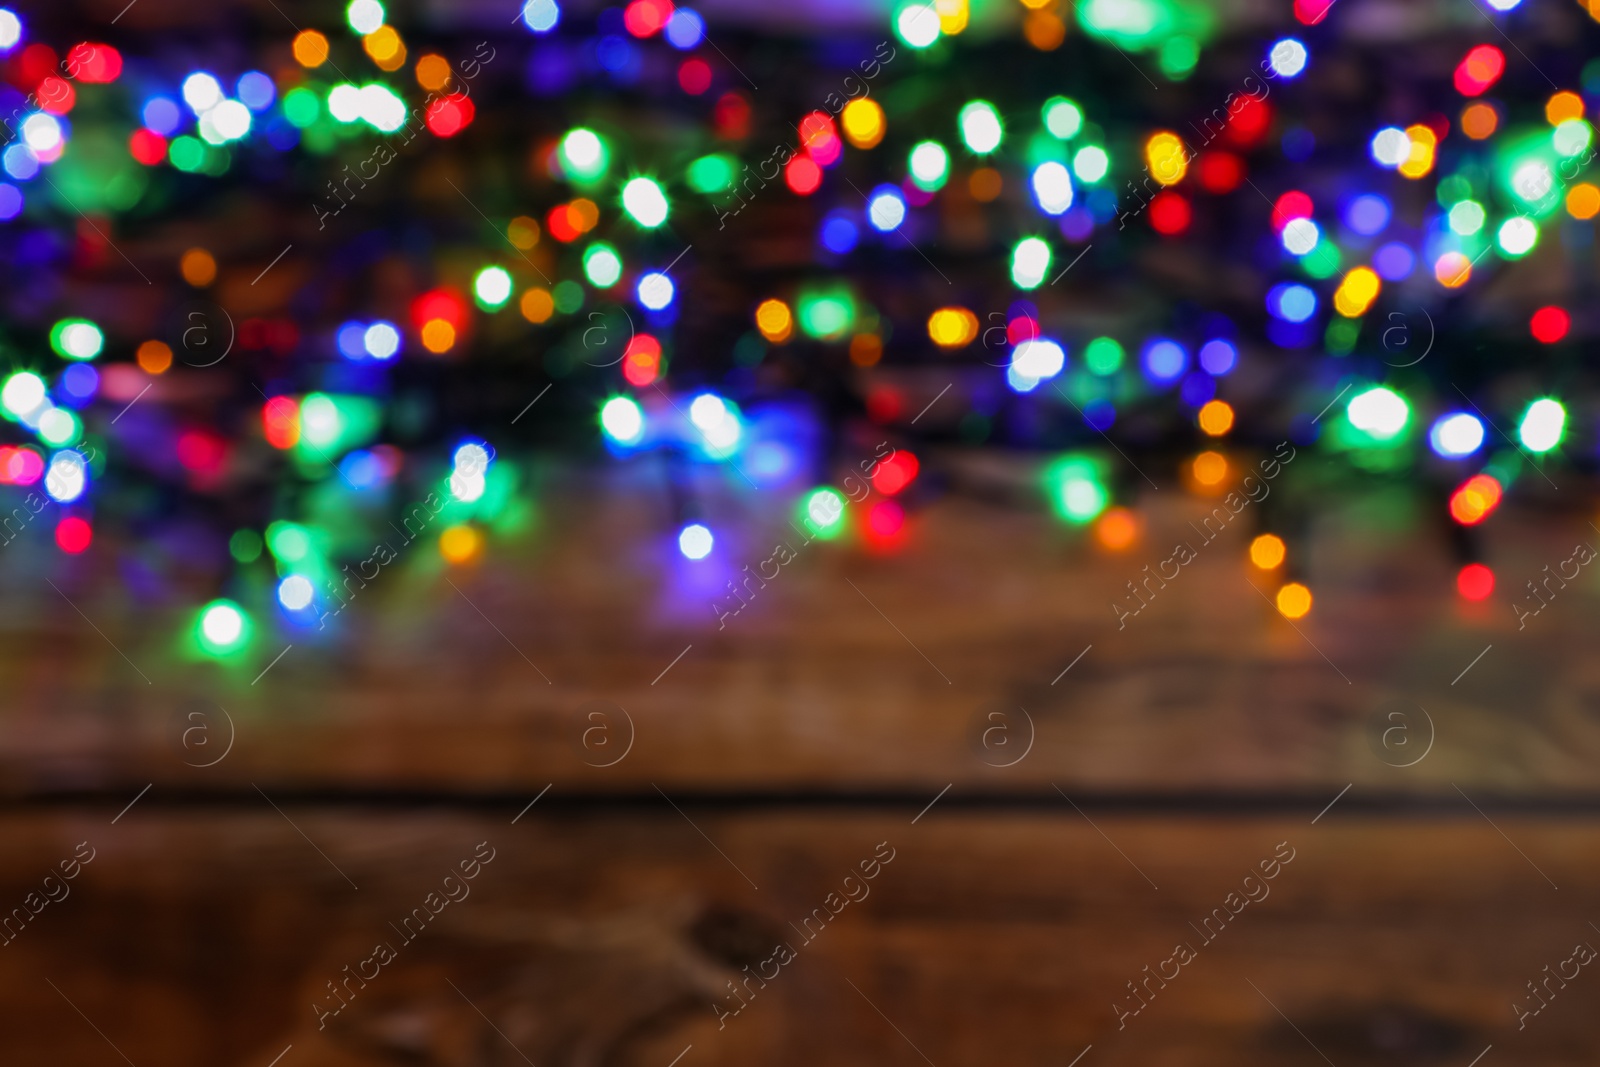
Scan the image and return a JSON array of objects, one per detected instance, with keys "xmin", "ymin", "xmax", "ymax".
[
  {"xmin": 364, "ymin": 26, "xmax": 405, "ymax": 70},
  {"xmin": 1095, "ymin": 507, "xmax": 1140, "ymax": 551},
  {"xmin": 1193, "ymin": 450, "xmax": 1228, "ymax": 486},
  {"xmin": 1333, "ymin": 265, "xmax": 1381, "ymax": 317},
  {"xmin": 1460, "ymin": 103, "xmax": 1498, "ymax": 140},
  {"xmin": 507, "ymin": 215, "xmax": 541, "ymax": 249},
  {"xmin": 969, "ymin": 167, "xmax": 1002, "ymax": 201},
  {"xmin": 136, "ymin": 340, "xmax": 172, "ymax": 374},
  {"xmin": 439, "ymin": 524, "xmax": 483, "ymax": 565},
  {"xmin": 935, "ymin": 0, "xmax": 969, "ymax": 34},
  {"xmin": 1145, "ymin": 131, "xmax": 1188, "ymax": 186},
  {"xmin": 180, "ymin": 247, "xmax": 217, "ymax": 287},
  {"xmin": 1434, "ymin": 251, "xmax": 1471, "ymax": 289},
  {"xmin": 927, "ymin": 307, "xmax": 979, "ymax": 348},
  {"xmin": 849, "ymin": 333, "xmax": 882, "ymax": 367},
  {"xmin": 421, "ymin": 319, "xmax": 456, "ymax": 353},
  {"xmin": 840, "ymin": 98, "xmax": 886, "ymax": 150},
  {"xmin": 415, "ymin": 54, "xmax": 453, "ymax": 92},
  {"xmin": 1249, "ymin": 533, "xmax": 1285, "ymax": 570},
  {"xmin": 1198, "ymin": 400, "xmax": 1234, "ymax": 436},
  {"xmin": 1398, "ymin": 124, "xmax": 1436, "ymax": 180},
  {"xmin": 1024, "ymin": 10, "xmax": 1066, "ymax": 50},
  {"xmin": 1276, "ymin": 582, "xmax": 1312, "ymax": 619},
  {"xmin": 755, "ymin": 299, "xmax": 793, "ymax": 343},
  {"xmin": 520, "ymin": 288, "xmax": 554, "ymax": 324},
  {"xmin": 1567, "ymin": 183, "xmax": 1600, "ymax": 220},
  {"xmin": 292, "ymin": 30, "xmax": 329, "ymax": 68},
  {"xmin": 1546, "ymin": 91, "xmax": 1584, "ymax": 126}
]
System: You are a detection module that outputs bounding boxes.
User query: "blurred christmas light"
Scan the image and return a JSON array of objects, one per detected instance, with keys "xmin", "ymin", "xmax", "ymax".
[
  {"xmin": 1346, "ymin": 386, "xmax": 1410, "ymax": 440},
  {"xmin": 1517, "ymin": 398, "xmax": 1566, "ymax": 453},
  {"xmin": 622, "ymin": 177, "xmax": 669, "ymax": 227},
  {"xmin": 678, "ymin": 523, "xmax": 713, "ymax": 559},
  {"xmin": 600, "ymin": 396, "xmax": 646, "ymax": 445},
  {"xmin": 959, "ymin": 100, "xmax": 1003, "ymax": 154},
  {"xmin": 1428, "ymin": 412, "xmax": 1484, "ymax": 457}
]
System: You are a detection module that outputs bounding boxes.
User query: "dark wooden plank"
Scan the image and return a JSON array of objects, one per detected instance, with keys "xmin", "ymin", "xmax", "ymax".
[{"xmin": 0, "ymin": 809, "xmax": 1593, "ymax": 1064}]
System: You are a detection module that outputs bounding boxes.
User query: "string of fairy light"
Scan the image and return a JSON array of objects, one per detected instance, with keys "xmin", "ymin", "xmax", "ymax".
[{"xmin": 0, "ymin": 0, "xmax": 1594, "ymax": 658}]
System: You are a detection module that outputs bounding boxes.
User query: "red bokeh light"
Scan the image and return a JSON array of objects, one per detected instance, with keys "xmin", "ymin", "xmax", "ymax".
[
  {"xmin": 1530, "ymin": 306, "xmax": 1569, "ymax": 344},
  {"xmin": 1294, "ymin": 0, "xmax": 1336, "ymax": 23},
  {"xmin": 66, "ymin": 42, "xmax": 122, "ymax": 83},
  {"xmin": 623, "ymin": 0, "xmax": 674, "ymax": 37},
  {"xmin": 239, "ymin": 318, "xmax": 300, "ymax": 355},
  {"xmin": 623, "ymin": 334, "xmax": 662, "ymax": 387},
  {"xmin": 55, "ymin": 516, "xmax": 92, "ymax": 554},
  {"xmin": 784, "ymin": 154, "xmax": 822, "ymax": 195},
  {"xmin": 1197, "ymin": 151, "xmax": 1243, "ymax": 193},
  {"xmin": 713, "ymin": 91, "xmax": 751, "ymax": 140},
  {"xmin": 16, "ymin": 44, "xmax": 58, "ymax": 87},
  {"xmin": 871, "ymin": 451, "xmax": 920, "ymax": 496},
  {"xmin": 425, "ymin": 93, "xmax": 474, "ymax": 137},
  {"xmin": 867, "ymin": 499, "xmax": 905, "ymax": 538},
  {"xmin": 547, "ymin": 204, "xmax": 581, "ymax": 243},
  {"xmin": 1149, "ymin": 191, "xmax": 1191, "ymax": 235},
  {"xmin": 1454, "ymin": 45, "xmax": 1505, "ymax": 97},
  {"xmin": 410, "ymin": 288, "xmax": 467, "ymax": 331},
  {"xmin": 1457, "ymin": 562, "xmax": 1494, "ymax": 601},
  {"xmin": 1271, "ymin": 190, "xmax": 1314, "ymax": 232},
  {"xmin": 129, "ymin": 128, "xmax": 167, "ymax": 166},
  {"xmin": 799, "ymin": 112, "xmax": 838, "ymax": 152},
  {"xmin": 678, "ymin": 58, "xmax": 711, "ymax": 94},
  {"xmin": 262, "ymin": 397, "xmax": 300, "ymax": 450},
  {"xmin": 1007, "ymin": 315, "xmax": 1040, "ymax": 346},
  {"xmin": 177, "ymin": 430, "xmax": 226, "ymax": 474},
  {"xmin": 1225, "ymin": 96, "xmax": 1271, "ymax": 146},
  {"xmin": 36, "ymin": 76, "xmax": 75, "ymax": 115},
  {"xmin": 866, "ymin": 386, "xmax": 904, "ymax": 423}
]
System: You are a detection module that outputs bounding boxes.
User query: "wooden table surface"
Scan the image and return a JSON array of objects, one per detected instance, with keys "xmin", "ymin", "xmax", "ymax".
[{"xmin": 2, "ymin": 461, "xmax": 1598, "ymax": 1064}]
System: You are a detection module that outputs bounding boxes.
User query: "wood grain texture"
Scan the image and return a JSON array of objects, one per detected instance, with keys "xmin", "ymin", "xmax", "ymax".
[
  {"xmin": 0, "ymin": 809, "xmax": 1591, "ymax": 1065},
  {"xmin": 2, "ymin": 467, "xmax": 1597, "ymax": 798}
]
